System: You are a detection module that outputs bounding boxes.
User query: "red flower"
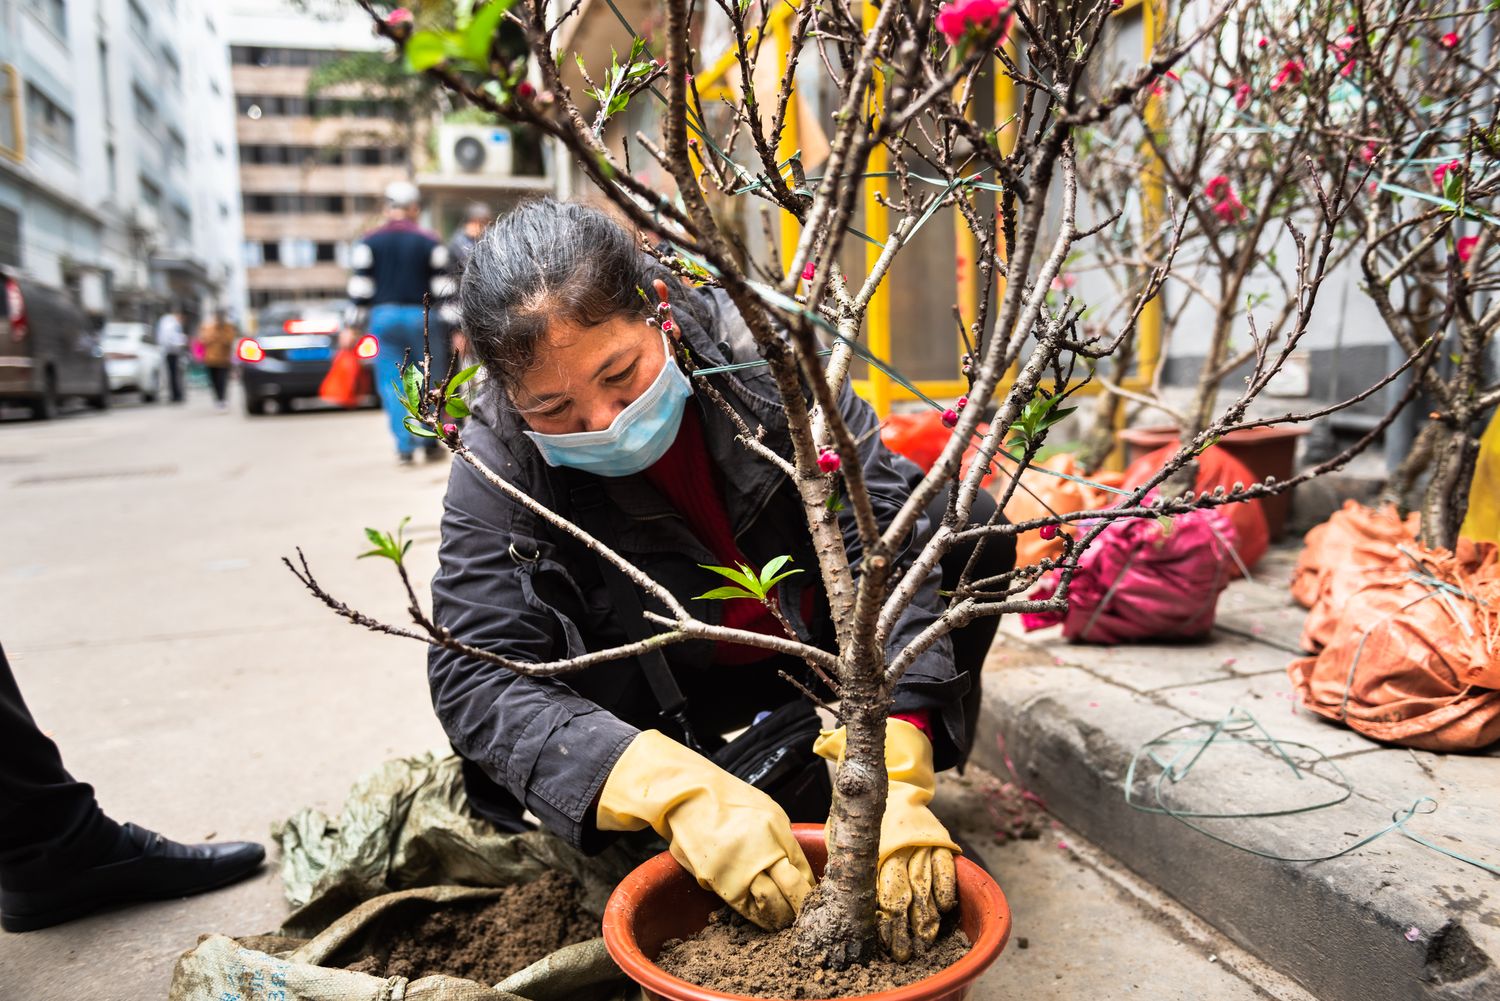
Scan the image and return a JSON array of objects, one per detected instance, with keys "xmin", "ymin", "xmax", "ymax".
[
  {"xmin": 1150, "ymin": 69, "xmax": 1180, "ymax": 97},
  {"xmin": 1433, "ymin": 159, "xmax": 1462, "ymax": 187},
  {"xmin": 801, "ymin": 261, "xmax": 816, "ymax": 281},
  {"xmin": 1212, "ymin": 195, "xmax": 1246, "ymax": 223},
  {"xmin": 660, "ymin": 318, "xmax": 674, "ymax": 333},
  {"xmin": 1457, "ymin": 236, "xmax": 1478, "ymax": 263},
  {"xmin": 1204, "ymin": 175, "xmax": 1233, "ymax": 202},
  {"xmin": 941, "ymin": 408, "xmax": 960, "ymax": 428},
  {"xmin": 1257, "ymin": 37, "xmax": 1269, "ymax": 49},
  {"xmin": 516, "ymin": 81, "xmax": 536, "ymax": 100},
  {"xmin": 386, "ymin": 7, "xmax": 413, "ymax": 24},
  {"xmin": 817, "ymin": 448, "xmax": 841, "ymax": 473},
  {"xmin": 1232, "ymin": 82, "xmax": 1251, "ymax": 109},
  {"xmin": 1039, "ymin": 524, "xmax": 1059, "ymax": 541},
  {"xmin": 1332, "ymin": 35, "xmax": 1357, "ymax": 76},
  {"xmin": 1271, "ymin": 60, "xmax": 1304, "ymax": 90},
  {"xmin": 957, "ymin": 395, "xmax": 969, "ymax": 410},
  {"xmin": 442, "ymin": 423, "xmax": 458, "ymax": 435},
  {"xmin": 1440, "ymin": 32, "xmax": 1459, "ymax": 49},
  {"xmin": 1360, "ymin": 141, "xmax": 1379, "ymax": 164},
  {"xmin": 936, "ymin": 0, "xmax": 1009, "ymax": 45}
]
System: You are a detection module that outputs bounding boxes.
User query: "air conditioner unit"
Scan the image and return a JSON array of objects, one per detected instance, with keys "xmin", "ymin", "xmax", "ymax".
[{"xmin": 438, "ymin": 124, "xmax": 514, "ymax": 178}]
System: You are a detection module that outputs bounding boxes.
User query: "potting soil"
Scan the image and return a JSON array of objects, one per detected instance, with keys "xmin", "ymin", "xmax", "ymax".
[
  {"xmin": 656, "ymin": 907, "xmax": 971, "ymax": 998},
  {"xmin": 343, "ymin": 871, "xmax": 598, "ymax": 985}
]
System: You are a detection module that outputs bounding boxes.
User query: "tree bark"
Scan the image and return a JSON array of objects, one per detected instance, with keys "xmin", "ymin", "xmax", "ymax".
[
  {"xmin": 1418, "ymin": 424, "xmax": 1480, "ymax": 551},
  {"xmin": 791, "ymin": 680, "xmax": 889, "ymax": 968}
]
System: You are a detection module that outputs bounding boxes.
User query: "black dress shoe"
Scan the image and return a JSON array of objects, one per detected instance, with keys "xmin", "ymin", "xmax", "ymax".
[{"xmin": 0, "ymin": 823, "xmax": 265, "ymax": 932}]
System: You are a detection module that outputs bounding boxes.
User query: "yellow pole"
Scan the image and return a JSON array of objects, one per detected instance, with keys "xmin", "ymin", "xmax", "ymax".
[
  {"xmin": 862, "ymin": 0, "xmax": 893, "ymax": 416},
  {"xmin": 774, "ymin": 14, "xmax": 802, "ymax": 276}
]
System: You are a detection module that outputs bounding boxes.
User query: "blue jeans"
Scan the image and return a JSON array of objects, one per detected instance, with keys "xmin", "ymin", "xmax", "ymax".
[{"xmin": 369, "ymin": 304, "xmax": 430, "ymax": 456}]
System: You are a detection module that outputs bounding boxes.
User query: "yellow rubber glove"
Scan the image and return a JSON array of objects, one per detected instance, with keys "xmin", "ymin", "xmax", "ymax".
[
  {"xmin": 597, "ymin": 730, "xmax": 816, "ymax": 930},
  {"xmin": 813, "ymin": 719, "xmax": 960, "ymax": 960}
]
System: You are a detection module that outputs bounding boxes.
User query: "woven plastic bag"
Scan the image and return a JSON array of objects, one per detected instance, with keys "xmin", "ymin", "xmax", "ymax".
[
  {"xmin": 1020, "ymin": 508, "xmax": 1239, "ymax": 643},
  {"xmin": 1001, "ymin": 453, "xmax": 1126, "ymax": 570},
  {"xmin": 168, "ymin": 886, "xmax": 628, "ymax": 1001},
  {"xmin": 1291, "ymin": 502, "xmax": 1421, "ymax": 652},
  {"xmin": 1287, "ymin": 542, "xmax": 1500, "ymax": 752},
  {"xmin": 1120, "ymin": 443, "xmax": 1269, "ymax": 574}
]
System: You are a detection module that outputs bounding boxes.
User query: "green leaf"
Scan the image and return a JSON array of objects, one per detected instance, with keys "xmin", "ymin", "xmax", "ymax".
[
  {"xmin": 445, "ymin": 397, "xmax": 472, "ymax": 419},
  {"xmin": 357, "ymin": 548, "xmax": 387, "ymax": 560},
  {"xmin": 694, "ymin": 585, "xmax": 760, "ymax": 601},
  {"xmin": 404, "ymin": 416, "xmax": 440, "ymax": 438},
  {"xmin": 402, "ymin": 364, "xmax": 423, "ymax": 413},
  {"xmin": 760, "ymin": 568, "xmax": 802, "ymax": 590},
  {"xmin": 460, "ymin": 0, "xmax": 516, "ymax": 66},
  {"xmin": 404, "ymin": 30, "xmax": 449, "ymax": 72},
  {"xmin": 447, "ymin": 364, "xmax": 482, "ymax": 395},
  {"xmin": 700, "ymin": 562, "xmax": 761, "ymax": 594},
  {"xmin": 759, "ymin": 554, "xmax": 793, "ymax": 584},
  {"xmin": 365, "ymin": 527, "xmax": 387, "ymax": 549}
]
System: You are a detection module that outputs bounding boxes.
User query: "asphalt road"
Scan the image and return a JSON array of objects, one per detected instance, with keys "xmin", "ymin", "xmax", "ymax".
[{"xmin": 0, "ymin": 382, "xmax": 1311, "ymax": 1000}]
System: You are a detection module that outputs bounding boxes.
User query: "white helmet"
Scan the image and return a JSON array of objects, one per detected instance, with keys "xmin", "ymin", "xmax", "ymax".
[{"xmin": 384, "ymin": 180, "xmax": 420, "ymax": 209}]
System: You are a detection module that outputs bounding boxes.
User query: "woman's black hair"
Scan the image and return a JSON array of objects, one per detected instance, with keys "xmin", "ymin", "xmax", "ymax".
[{"xmin": 458, "ymin": 198, "xmax": 703, "ymax": 397}]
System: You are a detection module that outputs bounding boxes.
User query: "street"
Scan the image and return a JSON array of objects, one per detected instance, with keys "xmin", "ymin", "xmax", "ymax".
[{"xmin": 0, "ymin": 385, "xmax": 1311, "ymax": 1001}]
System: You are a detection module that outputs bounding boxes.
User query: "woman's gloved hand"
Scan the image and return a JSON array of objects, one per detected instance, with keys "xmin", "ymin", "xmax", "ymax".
[
  {"xmin": 597, "ymin": 730, "xmax": 816, "ymax": 930},
  {"xmin": 813, "ymin": 719, "xmax": 960, "ymax": 960}
]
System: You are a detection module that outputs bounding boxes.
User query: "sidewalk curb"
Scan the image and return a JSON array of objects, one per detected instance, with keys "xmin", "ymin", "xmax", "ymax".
[{"xmin": 974, "ymin": 662, "xmax": 1500, "ymax": 1001}]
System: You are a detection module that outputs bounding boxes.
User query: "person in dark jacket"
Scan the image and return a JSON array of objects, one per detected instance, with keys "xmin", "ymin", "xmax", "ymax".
[
  {"xmin": 346, "ymin": 181, "xmax": 454, "ymax": 464},
  {"xmin": 430, "ymin": 199, "xmax": 1013, "ymax": 947}
]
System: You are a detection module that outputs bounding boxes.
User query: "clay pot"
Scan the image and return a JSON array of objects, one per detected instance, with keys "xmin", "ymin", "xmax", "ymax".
[
  {"xmin": 1117, "ymin": 423, "xmax": 1309, "ymax": 537},
  {"xmin": 603, "ymin": 824, "xmax": 1011, "ymax": 1001}
]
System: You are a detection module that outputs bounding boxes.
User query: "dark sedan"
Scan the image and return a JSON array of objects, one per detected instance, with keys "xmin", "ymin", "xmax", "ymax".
[{"xmin": 236, "ymin": 301, "xmax": 378, "ymax": 415}]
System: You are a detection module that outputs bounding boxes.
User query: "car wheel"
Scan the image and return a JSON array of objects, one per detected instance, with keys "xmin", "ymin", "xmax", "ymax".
[
  {"xmin": 28, "ymin": 369, "xmax": 58, "ymax": 421},
  {"xmin": 142, "ymin": 370, "xmax": 160, "ymax": 403},
  {"xmin": 87, "ymin": 369, "xmax": 111, "ymax": 410},
  {"xmin": 245, "ymin": 395, "xmax": 267, "ymax": 416}
]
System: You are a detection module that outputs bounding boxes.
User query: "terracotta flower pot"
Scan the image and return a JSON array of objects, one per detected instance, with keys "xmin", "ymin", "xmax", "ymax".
[
  {"xmin": 1116, "ymin": 423, "xmax": 1309, "ymax": 538},
  {"xmin": 603, "ymin": 824, "xmax": 1011, "ymax": 1001}
]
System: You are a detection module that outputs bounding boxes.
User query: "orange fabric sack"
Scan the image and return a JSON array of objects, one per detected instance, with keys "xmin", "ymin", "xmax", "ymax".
[
  {"xmin": 1293, "ymin": 502, "xmax": 1422, "ymax": 651},
  {"xmin": 1002, "ymin": 453, "xmax": 1125, "ymax": 569},
  {"xmin": 1287, "ymin": 542, "xmax": 1500, "ymax": 752},
  {"xmin": 319, "ymin": 349, "xmax": 366, "ymax": 409},
  {"xmin": 1120, "ymin": 443, "xmax": 1269, "ymax": 573},
  {"xmin": 879, "ymin": 411, "xmax": 999, "ymax": 488}
]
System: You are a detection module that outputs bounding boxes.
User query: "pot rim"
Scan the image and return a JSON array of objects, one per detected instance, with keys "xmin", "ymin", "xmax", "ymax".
[
  {"xmin": 602, "ymin": 823, "xmax": 1011, "ymax": 1001},
  {"xmin": 1116, "ymin": 423, "xmax": 1311, "ymax": 443}
]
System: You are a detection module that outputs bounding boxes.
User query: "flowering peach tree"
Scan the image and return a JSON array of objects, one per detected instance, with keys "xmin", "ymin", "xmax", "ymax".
[{"xmin": 289, "ymin": 0, "xmax": 1433, "ymax": 968}]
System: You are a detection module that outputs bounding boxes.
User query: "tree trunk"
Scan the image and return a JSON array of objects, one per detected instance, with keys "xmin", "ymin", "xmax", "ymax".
[
  {"xmin": 791, "ymin": 682, "xmax": 889, "ymax": 968},
  {"xmin": 1380, "ymin": 420, "xmax": 1440, "ymax": 509},
  {"xmin": 1418, "ymin": 424, "xmax": 1480, "ymax": 551}
]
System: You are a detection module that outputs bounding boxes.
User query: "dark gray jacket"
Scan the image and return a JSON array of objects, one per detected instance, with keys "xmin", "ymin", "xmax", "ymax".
[{"xmin": 428, "ymin": 288, "xmax": 964, "ymax": 851}]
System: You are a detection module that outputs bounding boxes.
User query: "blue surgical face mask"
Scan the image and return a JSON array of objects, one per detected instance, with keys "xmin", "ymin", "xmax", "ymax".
[{"xmin": 523, "ymin": 330, "xmax": 692, "ymax": 477}]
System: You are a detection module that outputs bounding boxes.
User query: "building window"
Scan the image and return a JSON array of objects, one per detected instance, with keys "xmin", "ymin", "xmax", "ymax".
[
  {"xmin": 230, "ymin": 46, "xmax": 343, "ymax": 68},
  {"xmin": 139, "ymin": 175, "xmax": 161, "ymax": 209},
  {"xmin": 235, "ymin": 93, "xmax": 396, "ymax": 120},
  {"xmin": 26, "ymin": 0, "xmax": 68, "ymax": 39},
  {"xmin": 105, "ymin": 141, "xmax": 116, "ymax": 192},
  {"xmin": 315, "ymin": 242, "xmax": 338, "ymax": 263},
  {"xmin": 0, "ymin": 206, "xmax": 20, "ymax": 268},
  {"xmin": 126, "ymin": 0, "xmax": 148, "ymax": 40},
  {"xmin": 131, "ymin": 83, "xmax": 155, "ymax": 129},
  {"xmin": 96, "ymin": 39, "xmax": 111, "ymax": 122},
  {"xmin": 25, "ymin": 83, "xmax": 75, "ymax": 156},
  {"xmin": 161, "ymin": 47, "xmax": 182, "ymax": 90},
  {"xmin": 214, "ymin": 140, "xmax": 225, "ymax": 158},
  {"xmin": 167, "ymin": 127, "xmax": 187, "ymax": 165}
]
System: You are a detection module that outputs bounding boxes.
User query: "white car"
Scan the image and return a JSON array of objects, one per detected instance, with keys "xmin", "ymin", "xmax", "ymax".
[{"xmin": 102, "ymin": 322, "xmax": 165, "ymax": 402}]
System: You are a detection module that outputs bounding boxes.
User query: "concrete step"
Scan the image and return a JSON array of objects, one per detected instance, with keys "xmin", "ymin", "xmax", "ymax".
[{"xmin": 971, "ymin": 553, "xmax": 1500, "ymax": 1001}]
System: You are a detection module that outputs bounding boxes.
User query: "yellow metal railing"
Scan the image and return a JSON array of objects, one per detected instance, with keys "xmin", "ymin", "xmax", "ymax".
[{"xmin": 693, "ymin": 1, "xmax": 1164, "ymax": 427}]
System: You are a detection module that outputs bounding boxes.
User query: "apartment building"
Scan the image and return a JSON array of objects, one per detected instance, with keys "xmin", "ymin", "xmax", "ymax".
[
  {"xmin": 0, "ymin": 0, "xmax": 242, "ymax": 322},
  {"xmin": 224, "ymin": 0, "xmax": 410, "ymax": 315}
]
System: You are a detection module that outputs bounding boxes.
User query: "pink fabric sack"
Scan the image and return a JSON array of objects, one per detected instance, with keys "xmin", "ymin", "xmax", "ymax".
[{"xmin": 1021, "ymin": 509, "xmax": 1239, "ymax": 643}]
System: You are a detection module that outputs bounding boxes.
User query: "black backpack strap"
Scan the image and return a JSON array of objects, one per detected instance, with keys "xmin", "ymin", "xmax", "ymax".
[{"xmin": 567, "ymin": 478, "xmax": 703, "ymax": 753}]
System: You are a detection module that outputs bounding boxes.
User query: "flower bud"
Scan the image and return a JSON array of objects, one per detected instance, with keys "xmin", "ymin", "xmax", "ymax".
[
  {"xmin": 1039, "ymin": 524, "xmax": 1059, "ymax": 541},
  {"xmin": 443, "ymin": 423, "xmax": 458, "ymax": 435},
  {"xmin": 941, "ymin": 408, "xmax": 959, "ymax": 428},
  {"xmin": 817, "ymin": 448, "xmax": 841, "ymax": 473}
]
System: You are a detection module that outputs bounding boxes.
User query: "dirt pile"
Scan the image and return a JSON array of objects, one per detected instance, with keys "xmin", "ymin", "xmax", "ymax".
[
  {"xmin": 656, "ymin": 907, "xmax": 970, "ymax": 998},
  {"xmin": 344, "ymin": 871, "xmax": 597, "ymax": 985}
]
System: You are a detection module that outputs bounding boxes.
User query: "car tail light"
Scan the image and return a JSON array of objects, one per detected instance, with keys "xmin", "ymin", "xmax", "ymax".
[
  {"xmin": 237, "ymin": 338, "xmax": 265, "ymax": 363},
  {"xmin": 355, "ymin": 334, "xmax": 379, "ymax": 359},
  {"xmin": 284, "ymin": 318, "xmax": 339, "ymax": 335},
  {"xmin": 105, "ymin": 351, "xmax": 135, "ymax": 360},
  {"xmin": 4, "ymin": 278, "xmax": 26, "ymax": 342}
]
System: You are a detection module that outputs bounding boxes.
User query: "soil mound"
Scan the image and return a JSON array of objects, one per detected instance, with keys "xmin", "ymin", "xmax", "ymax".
[
  {"xmin": 344, "ymin": 871, "xmax": 597, "ymax": 985},
  {"xmin": 656, "ymin": 907, "xmax": 970, "ymax": 998}
]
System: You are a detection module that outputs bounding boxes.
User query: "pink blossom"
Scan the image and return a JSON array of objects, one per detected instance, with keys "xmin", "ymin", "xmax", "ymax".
[
  {"xmin": 1439, "ymin": 32, "xmax": 1459, "ymax": 49},
  {"xmin": 1332, "ymin": 35, "xmax": 1357, "ymax": 76},
  {"xmin": 1405, "ymin": 927, "xmax": 1421, "ymax": 942},
  {"xmin": 957, "ymin": 395, "xmax": 969, "ymax": 410},
  {"xmin": 443, "ymin": 423, "xmax": 458, "ymax": 435},
  {"xmin": 1457, "ymin": 236, "xmax": 1478, "ymax": 263},
  {"xmin": 1433, "ymin": 159, "xmax": 1461, "ymax": 187},
  {"xmin": 1257, "ymin": 37, "xmax": 1269, "ymax": 49},
  {"xmin": 936, "ymin": 0, "xmax": 1009, "ymax": 45},
  {"xmin": 1212, "ymin": 195, "xmax": 1246, "ymax": 223},
  {"xmin": 941, "ymin": 408, "xmax": 960, "ymax": 428},
  {"xmin": 1049, "ymin": 273, "xmax": 1077, "ymax": 292},
  {"xmin": 1039, "ymin": 524, "xmax": 1059, "ymax": 541},
  {"xmin": 516, "ymin": 81, "xmax": 536, "ymax": 100},
  {"xmin": 1360, "ymin": 141, "xmax": 1380, "ymax": 164},
  {"xmin": 385, "ymin": 7, "xmax": 413, "ymax": 24},
  {"xmin": 817, "ymin": 448, "xmax": 841, "ymax": 473},
  {"xmin": 1232, "ymin": 82, "xmax": 1251, "ymax": 109},
  {"xmin": 1150, "ymin": 69, "xmax": 1180, "ymax": 97},
  {"xmin": 801, "ymin": 261, "xmax": 816, "ymax": 281},
  {"xmin": 660, "ymin": 318, "xmax": 674, "ymax": 333},
  {"xmin": 1271, "ymin": 60, "xmax": 1304, "ymax": 90},
  {"xmin": 1204, "ymin": 175, "xmax": 1233, "ymax": 202}
]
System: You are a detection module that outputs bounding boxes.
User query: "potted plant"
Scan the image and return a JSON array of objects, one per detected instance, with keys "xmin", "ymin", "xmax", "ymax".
[{"xmin": 288, "ymin": 1, "xmax": 1426, "ymax": 995}]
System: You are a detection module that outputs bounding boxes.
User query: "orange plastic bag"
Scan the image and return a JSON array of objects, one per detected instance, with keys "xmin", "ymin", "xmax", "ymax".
[
  {"xmin": 1002, "ymin": 453, "xmax": 1125, "ymax": 569},
  {"xmin": 879, "ymin": 411, "xmax": 999, "ymax": 488},
  {"xmin": 1293, "ymin": 502, "xmax": 1422, "ymax": 651},
  {"xmin": 1120, "ymin": 443, "xmax": 1269, "ymax": 573},
  {"xmin": 1287, "ymin": 542, "xmax": 1500, "ymax": 752},
  {"xmin": 319, "ymin": 348, "xmax": 366, "ymax": 409}
]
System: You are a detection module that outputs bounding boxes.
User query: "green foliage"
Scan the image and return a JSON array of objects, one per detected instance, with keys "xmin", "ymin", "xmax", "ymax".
[
  {"xmin": 360, "ymin": 517, "xmax": 414, "ymax": 564},
  {"xmin": 394, "ymin": 359, "xmax": 482, "ymax": 438},
  {"xmin": 401, "ymin": 0, "xmax": 520, "ymax": 73},
  {"xmin": 583, "ymin": 38, "xmax": 655, "ymax": 121},
  {"xmin": 694, "ymin": 556, "xmax": 802, "ymax": 601},
  {"xmin": 1008, "ymin": 391, "xmax": 1076, "ymax": 451}
]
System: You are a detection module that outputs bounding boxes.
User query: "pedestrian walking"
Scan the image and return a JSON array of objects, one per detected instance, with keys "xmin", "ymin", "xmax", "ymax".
[
  {"xmin": 155, "ymin": 307, "xmax": 188, "ymax": 403},
  {"xmin": 0, "ymin": 642, "xmax": 264, "ymax": 932},
  {"xmin": 194, "ymin": 310, "xmax": 238, "ymax": 410},
  {"xmin": 345, "ymin": 181, "xmax": 453, "ymax": 465},
  {"xmin": 439, "ymin": 201, "xmax": 493, "ymax": 366}
]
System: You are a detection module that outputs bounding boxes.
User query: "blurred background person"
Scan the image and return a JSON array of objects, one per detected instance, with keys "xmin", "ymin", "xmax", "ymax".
[
  {"xmin": 438, "ymin": 201, "xmax": 492, "ymax": 368},
  {"xmin": 155, "ymin": 307, "xmax": 188, "ymax": 404},
  {"xmin": 194, "ymin": 310, "xmax": 239, "ymax": 411},
  {"xmin": 345, "ymin": 181, "xmax": 453, "ymax": 465}
]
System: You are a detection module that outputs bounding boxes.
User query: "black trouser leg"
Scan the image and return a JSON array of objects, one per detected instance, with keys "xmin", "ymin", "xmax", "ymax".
[
  {"xmin": 927, "ymin": 488, "xmax": 1016, "ymax": 764},
  {"xmin": 165, "ymin": 353, "xmax": 184, "ymax": 402},
  {"xmin": 207, "ymin": 366, "xmax": 229, "ymax": 403},
  {"xmin": 0, "ymin": 645, "xmax": 121, "ymax": 884}
]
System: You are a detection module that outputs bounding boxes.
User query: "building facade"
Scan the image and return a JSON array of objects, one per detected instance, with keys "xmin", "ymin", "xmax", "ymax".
[{"xmin": 0, "ymin": 0, "xmax": 243, "ymax": 325}]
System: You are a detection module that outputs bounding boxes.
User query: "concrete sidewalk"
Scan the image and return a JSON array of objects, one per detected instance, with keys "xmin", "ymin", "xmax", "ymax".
[{"xmin": 975, "ymin": 547, "xmax": 1500, "ymax": 1001}]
